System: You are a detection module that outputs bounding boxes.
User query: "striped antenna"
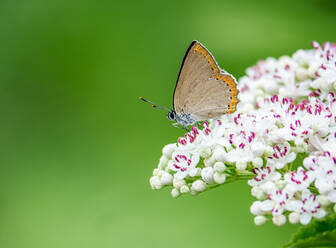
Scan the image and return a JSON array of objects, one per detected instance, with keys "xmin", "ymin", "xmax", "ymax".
[{"xmin": 139, "ymin": 97, "xmax": 171, "ymax": 111}]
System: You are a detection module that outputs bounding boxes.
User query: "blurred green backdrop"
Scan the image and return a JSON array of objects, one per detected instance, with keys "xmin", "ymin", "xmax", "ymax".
[{"xmin": 0, "ymin": 0, "xmax": 336, "ymax": 247}]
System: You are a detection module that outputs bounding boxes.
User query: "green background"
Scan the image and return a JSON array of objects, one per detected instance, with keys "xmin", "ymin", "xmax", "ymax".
[{"xmin": 0, "ymin": 0, "xmax": 335, "ymax": 247}]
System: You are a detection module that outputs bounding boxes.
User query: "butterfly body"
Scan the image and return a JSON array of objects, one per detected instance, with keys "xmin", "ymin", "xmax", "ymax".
[
  {"xmin": 167, "ymin": 110, "xmax": 195, "ymax": 127},
  {"xmin": 140, "ymin": 40, "xmax": 239, "ymax": 129}
]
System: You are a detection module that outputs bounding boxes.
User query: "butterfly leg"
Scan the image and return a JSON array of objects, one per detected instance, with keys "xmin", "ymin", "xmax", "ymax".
[
  {"xmin": 172, "ymin": 123, "xmax": 190, "ymax": 132},
  {"xmin": 172, "ymin": 123, "xmax": 183, "ymax": 129}
]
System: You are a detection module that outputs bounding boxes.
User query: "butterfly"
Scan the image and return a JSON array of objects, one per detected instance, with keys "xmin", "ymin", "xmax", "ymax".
[{"xmin": 140, "ymin": 40, "xmax": 239, "ymax": 130}]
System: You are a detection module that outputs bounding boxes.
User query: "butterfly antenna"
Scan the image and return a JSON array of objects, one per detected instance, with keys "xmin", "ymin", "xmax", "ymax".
[{"xmin": 139, "ymin": 97, "xmax": 171, "ymax": 111}]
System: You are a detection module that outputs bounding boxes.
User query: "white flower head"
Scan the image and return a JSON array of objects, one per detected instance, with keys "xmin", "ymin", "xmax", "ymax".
[
  {"xmin": 284, "ymin": 167, "xmax": 314, "ymax": 193},
  {"xmin": 260, "ymin": 185, "xmax": 293, "ymax": 216},
  {"xmin": 149, "ymin": 41, "xmax": 336, "ymax": 226},
  {"xmin": 169, "ymin": 151, "xmax": 200, "ymax": 179},
  {"xmin": 248, "ymin": 164, "xmax": 281, "ymax": 187},
  {"xmin": 286, "ymin": 190, "xmax": 326, "ymax": 225}
]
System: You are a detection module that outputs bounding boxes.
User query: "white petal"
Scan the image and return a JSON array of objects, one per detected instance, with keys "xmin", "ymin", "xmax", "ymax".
[
  {"xmin": 174, "ymin": 171, "xmax": 187, "ymax": 180},
  {"xmin": 300, "ymin": 213, "xmax": 312, "ymax": 225},
  {"xmin": 259, "ymin": 181, "xmax": 276, "ymax": 193},
  {"xmin": 270, "ymin": 172, "xmax": 282, "ymax": 181},
  {"xmin": 252, "ymin": 142, "xmax": 265, "ymax": 157},
  {"xmin": 251, "ymin": 186, "xmax": 265, "ymax": 200},
  {"xmin": 250, "ymin": 201, "xmax": 264, "ymax": 215},
  {"xmin": 286, "ymin": 152, "xmax": 296, "ymax": 163},
  {"xmin": 285, "ymin": 200, "xmax": 301, "ymax": 212},
  {"xmin": 328, "ymin": 190, "xmax": 336, "ymax": 203},
  {"xmin": 314, "ymin": 209, "xmax": 326, "ymax": 219},
  {"xmin": 260, "ymin": 200, "xmax": 274, "ymax": 211}
]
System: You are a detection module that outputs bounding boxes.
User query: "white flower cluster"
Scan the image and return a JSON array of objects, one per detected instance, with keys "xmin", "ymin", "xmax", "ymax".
[
  {"xmin": 149, "ymin": 41, "xmax": 336, "ymax": 226},
  {"xmin": 239, "ymin": 41, "xmax": 336, "ymax": 113}
]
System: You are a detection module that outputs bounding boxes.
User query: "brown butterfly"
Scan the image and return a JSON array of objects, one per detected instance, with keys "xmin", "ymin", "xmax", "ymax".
[{"xmin": 140, "ymin": 40, "xmax": 239, "ymax": 129}]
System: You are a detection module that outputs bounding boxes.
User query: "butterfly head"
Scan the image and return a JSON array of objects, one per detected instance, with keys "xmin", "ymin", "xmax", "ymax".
[{"xmin": 167, "ymin": 110, "xmax": 176, "ymax": 121}]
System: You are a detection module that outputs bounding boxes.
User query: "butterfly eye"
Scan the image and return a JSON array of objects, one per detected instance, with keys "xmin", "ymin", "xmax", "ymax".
[{"xmin": 167, "ymin": 111, "xmax": 176, "ymax": 121}]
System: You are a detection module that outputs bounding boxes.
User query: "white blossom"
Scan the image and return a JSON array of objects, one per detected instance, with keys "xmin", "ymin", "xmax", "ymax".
[
  {"xmin": 286, "ymin": 190, "xmax": 326, "ymax": 225},
  {"xmin": 149, "ymin": 41, "xmax": 336, "ymax": 226}
]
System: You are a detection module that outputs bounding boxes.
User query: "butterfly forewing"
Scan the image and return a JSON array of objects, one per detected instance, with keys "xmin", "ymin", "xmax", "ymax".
[{"xmin": 173, "ymin": 41, "xmax": 239, "ymax": 121}]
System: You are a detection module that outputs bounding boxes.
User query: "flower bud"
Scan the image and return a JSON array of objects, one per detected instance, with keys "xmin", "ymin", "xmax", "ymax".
[
  {"xmin": 153, "ymin": 168, "xmax": 160, "ymax": 176},
  {"xmin": 239, "ymin": 103, "xmax": 254, "ymax": 113},
  {"xmin": 191, "ymin": 180, "xmax": 207, "ymax": 192},
  {"xmin": 288, "ymin": 212, "xmax": 300, "ymax": 224},
  {"xmin": 295, "ymin": 67, "xmax": 308, "ymax": 81},
  {"xmin": 320, "ymin": 78, "xmax": 331, "ymax": 91},
  {"xmin": 214, "ymin": 161, "xmax": 226, "ymax": 172},
  {"xmin": 173, "ymin": 178, "xmax": 186, "ymax": 189},
  {"xmin": 254, "ymin": 215, "xmax": 267, "ymax": 226},
  {"xmin": 319, "ymin": 195, "xmax": 330, "ymax": 206},
  {"xmin": 236, "ymin": 161, "xmax": 247, "ymax": 170},
  {"xmin": 201, "ymin": 167, "xmax": 215, "ymax": 184},
  {"xmin": 308, "ymin": 65, "xmax": 319, "ymax": 78},
  {"xmin": 275, "ymin": 180, "xmax": 286, "ymax": 190},
  {"xmin": 150, "ymin": 176, "xmax": 163, "ymax": 190},
  {"xmin": 180, "ymin": 185, "xmax": 190, "ymax": 193},
  {"xmin": 162, "ymin": 144, "xmax": 177, "ymax": 158},
  {"xmin": 263, "ymin": 80, "xmax": 278, "ymax": 93},
  {"xmin": 200, "ymin": 147, "xmax": 212, "ymax": 158},
  {"xmin": 252, "ymin": 157, "xmax": 263, "ymax": 168},
  {"xmin": 272, "ymin": 215, "xmax": 286, "ymax": 226},
  {"xmin": 213, "ymin": 147, "xmax": 226, "ymax": 161},
  {"xmin": 190, "ymin": 167, "xmax": 202, "ymax": 177},
  {"xmin": 214, "ymin": 172, "xmax": 226, "ymax": 184},
  {"xmin": 158, "ymin": 156, "xmax": 168, "ymax": 169},
  {"xmin": 264, "ymin": 146, "xmax": 274, "ymax": 156},
  {"xmin": 204, "ymin": 155, "xmax": 216, "ymax": 167},
  {"xmin": 250, "ymin": 201, "xmax": 263, "ymax": 215},
  {"xmin": 159, "ymin": 171, "xmax": 173, "ymax": 185},
  {"xmin": 251, "ymin": 186, "xmax": 265, "ymax": 200},
  {"xmin": 171, "ymin": 188, "xmax": 180, "ymax": 198}
]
